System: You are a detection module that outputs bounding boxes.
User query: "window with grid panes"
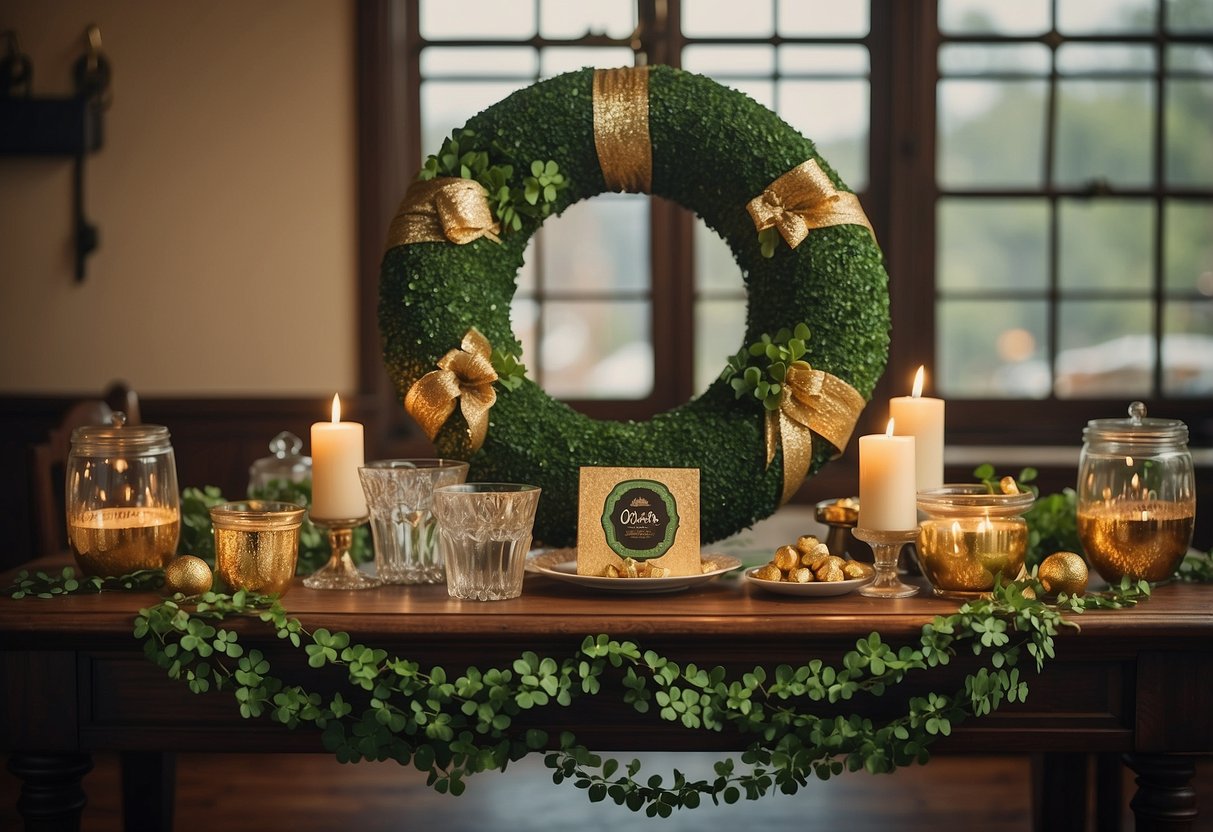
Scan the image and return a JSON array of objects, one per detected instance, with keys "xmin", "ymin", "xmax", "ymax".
[{"xmin": 935, "ymin": 0, "xmax": 1213, "ymax": 401}]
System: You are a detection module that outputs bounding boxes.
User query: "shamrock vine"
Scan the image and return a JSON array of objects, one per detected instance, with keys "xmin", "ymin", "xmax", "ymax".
[
  {"xmin": 122, "ymin": 575, "xmax": 1149, "ymax": 815},
  {"xmin": 6, "ymin": 566, "xmax": 163, "ymax": 599},
  {"xmin": 14, "ymin": 554, "xmax": 1212, "ymax": 816}
]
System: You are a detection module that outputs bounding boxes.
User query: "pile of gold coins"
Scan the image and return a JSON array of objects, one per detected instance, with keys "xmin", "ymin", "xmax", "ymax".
[
  {"xmin": 604, "ymin": 557, "xmax": 721, "ymax": 579},
  {"xmin": 605, "ymin": 557, "xmax": 671, "ymax": 578},
  {"xmin": 752, "ymin": 535, "xmax": 871, "ymax": 584}
]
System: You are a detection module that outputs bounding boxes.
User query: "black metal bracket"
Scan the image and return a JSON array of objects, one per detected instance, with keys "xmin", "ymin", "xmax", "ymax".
[{"xmin": 0, "ymin": 25, "xmax": 110, "ymax": 282}]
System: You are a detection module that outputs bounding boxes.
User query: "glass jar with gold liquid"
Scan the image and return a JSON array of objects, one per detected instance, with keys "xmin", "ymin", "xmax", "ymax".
[
  {"xmin": 1077, "ymin": 402, "xmax": 1195, "ymax": 583},
  {"xmin": 66, "ymin": 416, "xmax": 180, "ymax": 576}
]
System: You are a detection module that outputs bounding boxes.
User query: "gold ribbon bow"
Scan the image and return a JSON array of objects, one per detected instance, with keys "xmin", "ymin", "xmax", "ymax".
[
  {"xmin": 404, "ymin": 328, "xmax": 498, "ymax": 452},
  {"xmin": 386, "ymin": 177, "xmax": 501, "ymax": 250},
  {"xmin": 764, "ymin": 361, "xmax": 866, "ymax": 505},
  {"xmin": 746, "ymin": 159, "xmax": 875, "ymax": 251}
]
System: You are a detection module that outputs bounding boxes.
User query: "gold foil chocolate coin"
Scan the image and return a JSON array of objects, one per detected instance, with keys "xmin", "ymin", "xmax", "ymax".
[
  {"xmin": 1038, "ymin": 551, "xmax": 1088, "ymax": 596},
  {"xmin": 164, "ymin": 555, "xmax": 213, "ymax": 596}
]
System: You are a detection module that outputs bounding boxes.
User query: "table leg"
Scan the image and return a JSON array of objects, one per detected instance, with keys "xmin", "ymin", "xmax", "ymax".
[
  {"xmin": 1125, "ymin": 753, "xmax": 1198, "ymax": 831},
  {"xmin": 6, "ymin": 753, "xmax": 93, "ymax": 832},
  {"xmin": 1095, "ymin": 752, "xmax": 1124, "ymax": 832},
  {"xmin": 1033, "ymin": 752, "xmax": 1089, "ymax": 832},
  {"xmin": 121, "ymin": 751, "xmax": 175, "ymax": 832}
]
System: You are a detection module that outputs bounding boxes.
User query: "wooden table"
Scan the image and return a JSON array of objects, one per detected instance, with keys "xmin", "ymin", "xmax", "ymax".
[{"xmin": 2, "ymin": 556, "xmax": 1211, "ymax": 831}]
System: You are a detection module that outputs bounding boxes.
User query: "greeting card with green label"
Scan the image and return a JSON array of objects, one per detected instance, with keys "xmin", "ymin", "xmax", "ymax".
[{"xmin": 576, "ymin": 467, "xmax": 701, "ymax": 577}]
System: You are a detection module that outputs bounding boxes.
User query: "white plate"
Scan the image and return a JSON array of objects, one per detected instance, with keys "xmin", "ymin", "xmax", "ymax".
[
  {"xmin": 744, "ymin": 564, "xmax": 875, "ymax": 597},
  {"xmin": 526, "ymin": 549, "xmax": 742, "ymax": 593}
]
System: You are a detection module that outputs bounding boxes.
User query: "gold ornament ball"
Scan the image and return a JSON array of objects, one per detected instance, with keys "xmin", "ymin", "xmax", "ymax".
[
  {"xmin": 164, "ymin": 555, "xmax": 213, "ymax": 596},
  {"xmin": 1038, "ymin": 551, "xmax": 1088, "ymax": 596}
]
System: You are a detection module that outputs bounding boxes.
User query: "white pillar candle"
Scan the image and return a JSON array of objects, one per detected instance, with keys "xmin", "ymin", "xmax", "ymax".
[
  {"xmin": 310, "ymin": 394, "xmax": 367, "ymax": 520},
  {"xmin": 890, "ymin": 366, "xmax": 945, "ymax": 494},
  {"xmin": 858, "ymin": 418, "xmax": 917, "ymax": 531}
]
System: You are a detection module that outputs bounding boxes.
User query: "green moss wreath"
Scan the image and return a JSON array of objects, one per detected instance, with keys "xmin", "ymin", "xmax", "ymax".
[{"xmin": 380, "ymin": 66, "xmax": 890, "ymax": 546}]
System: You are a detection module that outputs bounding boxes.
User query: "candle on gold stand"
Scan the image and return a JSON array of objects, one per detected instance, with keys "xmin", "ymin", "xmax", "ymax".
[{"xmin": 304, "ymin": 394, "xmax": 380, "ymax": 590}]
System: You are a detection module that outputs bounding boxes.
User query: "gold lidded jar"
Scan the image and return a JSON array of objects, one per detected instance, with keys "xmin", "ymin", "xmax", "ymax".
[
  {"xmin": 66, "ymin": 416, "xmax": 181, "ymax": 576},
  {"xmin": 1077, "ymin": 401, "xmax": 1195, "ymax": 583},
  {"xmin": 916, "ymin": 485, "xmax": 1034, "ymax": 598},
  {"xmin": 209, "ymin": 501, "xmax": 305, "ymax": 596}
]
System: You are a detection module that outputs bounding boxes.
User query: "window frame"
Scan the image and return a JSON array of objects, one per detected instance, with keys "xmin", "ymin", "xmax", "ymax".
[{"xmin": 355, "ymin": 0, "xmax": 1212, "ymax": 470}]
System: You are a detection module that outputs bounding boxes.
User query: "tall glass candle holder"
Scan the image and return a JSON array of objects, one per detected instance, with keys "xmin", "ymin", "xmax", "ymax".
[
  {"xmin": 1077, "ymin": 402, "xmax": 1195, "ymax": 583},
  {"xmin": 853, "ymin": 527, "xmax": 919, "ymax": 598},
  {"xmin": 916, "ymin": 485, "xmax": 1034, "ymax": 598},
  {"xmin": 304, "ymin": 515, "xmax": 380, "ymax": 590}
]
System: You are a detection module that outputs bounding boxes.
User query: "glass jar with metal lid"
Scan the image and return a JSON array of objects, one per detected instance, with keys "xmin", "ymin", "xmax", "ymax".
[
  {"xmin": 1077, "ymin": 401, "xmax": 1195, "ymax": 583},
  {"xmin": 66, "ymin": 413, "xmax": 180, "ymax": 576}
]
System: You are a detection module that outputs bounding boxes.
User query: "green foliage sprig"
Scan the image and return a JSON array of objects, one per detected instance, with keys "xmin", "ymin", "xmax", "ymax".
[
  {"xmin": 128, "ymin": 575, "xmax": 1149, "ymax": 814},
  {"xmin": 419, "ymin": 128, "xmax": 568, "ymax": 233},
  {"xmin": 974, "ymin": 465, "xmax": 1081, "ymax": 569},
  {"xmin": 6, "ymin": 566, "xmax": 163, "ymax": 599},
  {"xmin": 721, "ymin": 323, "xmax": 812, "ymax": 412},
  {"xmin": 1178, "ymin": 549, "xmax": 1213, "ymax": 583},
  {"xmin": 490, "ymin": 348, "xmax": 528, "ymax": 392}
]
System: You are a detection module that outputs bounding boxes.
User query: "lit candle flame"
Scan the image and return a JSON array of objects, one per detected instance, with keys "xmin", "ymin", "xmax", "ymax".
[
  {"xmin": 978, "ymin": 516, "xmax": 993, "ymax": 534},
  {"xmin": 885, "ymin": 417, "xmax": 895, "ymax": 437},
  {"xmin": 951, "ymin": 520, "xmax": 961, "ymax": 553},
  {"xmin": 911, "ymin": 366, "xmax": 925, "ymax": 399},
  {"xmin": 331, "ymin": 393, "xmax": 342, "ymax": 423},
  {"xmin": 1131, "ymin": 473, "xmax": 1140, "ymax": 491}
]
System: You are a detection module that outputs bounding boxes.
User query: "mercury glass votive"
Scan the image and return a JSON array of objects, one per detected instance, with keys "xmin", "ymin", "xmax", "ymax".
[
  {"xmin": 210, "ymin": 501, "xmax": 305, "ymax": 596},
  {"xmin": 916, "ymin": 485, "xmax": 1034, "ymax": 598}
]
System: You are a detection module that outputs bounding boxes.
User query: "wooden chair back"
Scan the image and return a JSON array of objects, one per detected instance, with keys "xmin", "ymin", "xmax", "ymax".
[{"xmin": 30, "ymin": 382, "xmax": 141, "ymax": 556}]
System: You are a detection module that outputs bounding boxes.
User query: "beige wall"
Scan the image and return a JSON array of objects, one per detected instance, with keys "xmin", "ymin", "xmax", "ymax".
[{"xmin": 0, "ymin": 0, "xmax": 357, "ymax": 396}]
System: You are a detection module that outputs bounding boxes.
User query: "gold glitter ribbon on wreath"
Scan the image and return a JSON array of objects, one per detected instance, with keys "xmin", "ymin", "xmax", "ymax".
[
  {"xmin": 764, "ymin": 361, "xmax": 866, "ymax": 505},
  {"xmin": 404, "ymin": 328, "xmax": 499, "ymax": 452},
  {"xmin": 746, "ymin": 159, "xmax": 875, "ymax": 250},
  {"xmin": 592, "ymin": 67, "xmax": 652, "ymax": 193},
  {"xmin": 386, "ymin": 178, "xmax": 501, "ymax": 249}
]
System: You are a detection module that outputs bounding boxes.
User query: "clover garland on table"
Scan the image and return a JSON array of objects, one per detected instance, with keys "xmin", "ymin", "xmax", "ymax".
[{"xmin": 4, "ymin": 565, "xmax": 1151, "ymax": 815}]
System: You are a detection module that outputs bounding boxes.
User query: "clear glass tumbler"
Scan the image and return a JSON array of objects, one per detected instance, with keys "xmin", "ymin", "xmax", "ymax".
[
  {"xmin": 358, "ymin": 459, "xmax": 469, "ymax": 584},
  {"xmin": 432, "ymin": 483, "xmax": 541, "ymax": 601}
]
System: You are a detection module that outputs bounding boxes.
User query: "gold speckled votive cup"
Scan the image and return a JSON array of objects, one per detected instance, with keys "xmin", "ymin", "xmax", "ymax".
[
  {"xmin": 209, "ymin": 501, "xmax": 305, "ymax": 596},
  {"xmin": 916, "ymin": 485, "xmax": 1034, "ymax": 598}
]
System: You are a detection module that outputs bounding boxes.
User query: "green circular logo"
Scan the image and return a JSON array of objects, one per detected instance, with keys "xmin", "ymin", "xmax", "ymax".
[{"xmin": 600, "ymin": 479, "xmax": 680, "ymax": 560}]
